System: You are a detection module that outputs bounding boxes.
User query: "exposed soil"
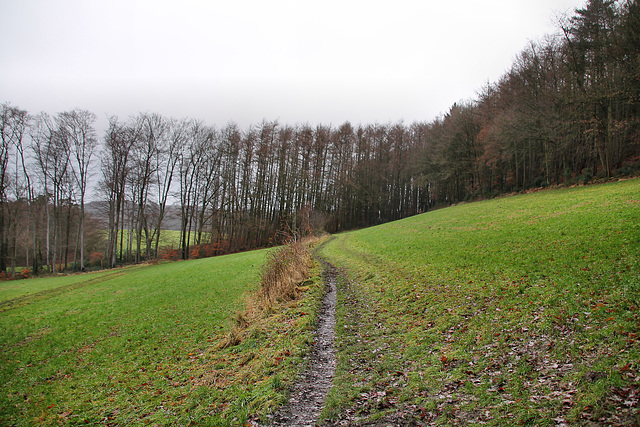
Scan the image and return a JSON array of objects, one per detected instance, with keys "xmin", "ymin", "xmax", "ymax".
[{"xmin": 267, "ymin": 259, "xmax": 338, "ymax": 427}]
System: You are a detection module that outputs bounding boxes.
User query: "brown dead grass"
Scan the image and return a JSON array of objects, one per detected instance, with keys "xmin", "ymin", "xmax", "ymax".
[
  {"xmin": 250, "ymin": 237, "xmax": 315, "ymax": 314},
  {"xmin": 217, "ymin": 236, "xmax": 318, "ymax": 350}
]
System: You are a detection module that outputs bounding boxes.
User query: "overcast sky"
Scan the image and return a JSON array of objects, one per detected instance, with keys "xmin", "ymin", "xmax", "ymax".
[{"xmin": 1, "ymin": 0, "xmax": 585, "ymax": 131}]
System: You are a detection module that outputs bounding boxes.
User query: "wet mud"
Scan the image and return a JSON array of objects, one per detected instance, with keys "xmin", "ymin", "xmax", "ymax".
[{"xmin": 267, "ymin": 260, "xmax": 338, "ymax": 427}]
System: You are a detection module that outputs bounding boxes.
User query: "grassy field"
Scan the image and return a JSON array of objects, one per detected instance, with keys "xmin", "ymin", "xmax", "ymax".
[
  {"xmin": 2, "ymin": 179, "xmax": 639, "ymax": 426},
  {"xmin": 316, "ymin": 179, "xmax": 640, "ymax": 425},
  {"xmin": 0, "ymin": 248, "xmax": 324, "ymax": 426},
  {"xmin": 112, "ymin": 229, "xmax": 184, "ymax": 252}
]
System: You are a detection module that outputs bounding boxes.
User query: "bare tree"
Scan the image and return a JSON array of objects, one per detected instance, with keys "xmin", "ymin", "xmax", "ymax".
[
  {"xmin": 0, "ymin": 103, "xmax": 30, "ymax": 273},
  {"xmin": 31, "ymin": 113, "xmax": 71, "ymax": 272},
  {"xmin": 101, "ymin": 116, "xmax": 140, "ymax": 268},
  {"xmin": 58, "ymin": 109, "xmax": 97, "ymax": 270},
  {"xmin": 151, "ymin": 117, "xmax": 187, "ymax": 258}
]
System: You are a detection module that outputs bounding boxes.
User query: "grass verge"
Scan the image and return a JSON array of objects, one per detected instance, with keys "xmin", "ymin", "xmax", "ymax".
[
  {"xmin": 201, "ymin": 237, "xmax": 325, "ymax": 425},
  {"xmin": 317, "ymin": 179, "xmax": 640, "ymax": 425}
]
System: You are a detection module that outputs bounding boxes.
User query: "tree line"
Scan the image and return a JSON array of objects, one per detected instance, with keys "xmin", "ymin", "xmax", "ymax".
[{"xmin": 1, "ymin": 0, "xmax": 638, "ymax": 274}]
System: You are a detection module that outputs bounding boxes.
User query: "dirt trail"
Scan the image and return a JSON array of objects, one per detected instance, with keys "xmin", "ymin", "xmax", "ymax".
[{"xmin": 267, "ymin": 259, "xmax": 338, "ymax": 427}]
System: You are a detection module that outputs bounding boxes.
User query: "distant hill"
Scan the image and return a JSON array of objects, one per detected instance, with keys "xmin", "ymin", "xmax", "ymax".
[{"xmin": 85, "ymin": 201, "xmax": 183, "ymax": 231}]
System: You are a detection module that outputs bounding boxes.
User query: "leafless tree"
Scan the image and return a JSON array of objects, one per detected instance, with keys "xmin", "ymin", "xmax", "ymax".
[
  {"xmin": 31, "ymin": 113, "xmax": 71, "ymax": 272},
  {"xmin": 0, "ymin": 103, "xmax": 30, "ymax": 272},
  {"xmin": 58, "ymin": 109, "xmax": 97, "ymax": 270}
]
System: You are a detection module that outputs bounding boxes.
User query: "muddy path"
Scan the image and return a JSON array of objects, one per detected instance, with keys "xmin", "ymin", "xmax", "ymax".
[{"xmin": 267, "ymin": 258, "xmax": 338, "ymax": 427}]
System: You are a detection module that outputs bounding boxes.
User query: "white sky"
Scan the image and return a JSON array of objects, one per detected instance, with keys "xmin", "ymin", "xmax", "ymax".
[{"xmin": 1, "ymin": 0, "xmax": 585, "ymax": 131}]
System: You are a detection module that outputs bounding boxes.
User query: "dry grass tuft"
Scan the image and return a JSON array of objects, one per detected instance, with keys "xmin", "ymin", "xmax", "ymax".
[
  {"xmin": 246, "ymin": 237, "xmax": 315, "ymax": 318},
  {"xmin": 221, "ymin": 236, "xmax": 318, "ymax": 349},
  {"xmin": 216, "ymin": 326, "xmax": 243, "ymax": 350}
]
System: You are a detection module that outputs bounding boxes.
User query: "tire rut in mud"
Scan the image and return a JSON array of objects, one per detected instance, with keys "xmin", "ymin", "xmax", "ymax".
[{"xmin": 267, "ymin": 259, "xmax": 338, "ymax": 427}]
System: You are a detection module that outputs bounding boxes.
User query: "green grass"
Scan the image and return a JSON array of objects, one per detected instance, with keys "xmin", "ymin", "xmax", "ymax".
[
  {"xmin": 317, "ymin": 179, "xmax": 640, "ymax": 425},
  {"xmin": 0, "ymin": 269, "xmax": 119, "ymax": 303},
  {"xmin": 0, "ymin": 248, "xmax": 323, "ymax": 426},
  {"xmin": 110, "ymin": 229, "xmax": 187, "ymax": 251},
  {"xmin": 4, "ymin": 180, "xmax": 638, "ymax": 425}
]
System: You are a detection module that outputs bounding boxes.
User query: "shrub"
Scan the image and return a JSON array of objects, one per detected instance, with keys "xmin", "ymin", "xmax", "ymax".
[
  {"xmin": 189, "ymin": 243, "xmax": 220, "ymax": 259},
  {"xmin": 615, "ymin": 161, "xmax": 640, "ymax": 177},
  {"xmin": 159, "ymin": 247, "xmax": 181, "ymax": 261},
  {"xmin": 89, "ymin": 252, "xmax": 104, "ymax": 268}
]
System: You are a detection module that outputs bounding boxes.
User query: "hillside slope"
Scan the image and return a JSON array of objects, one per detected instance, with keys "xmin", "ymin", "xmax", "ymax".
[
  {"xmin": 0, "ymin": 248, "xmax": 325, "ymax": 426},
  {"xmin": 316, "ymin": 179, "xmax": 640, "ymax": 425}
]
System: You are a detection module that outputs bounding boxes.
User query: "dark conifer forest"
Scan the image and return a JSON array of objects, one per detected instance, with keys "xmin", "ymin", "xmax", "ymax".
[{"xmin": 1, "ymin": 0, "xmax": 639, "ymax": 273}]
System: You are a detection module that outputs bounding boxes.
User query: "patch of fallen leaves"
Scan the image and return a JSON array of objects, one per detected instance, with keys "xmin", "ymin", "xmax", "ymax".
[{"xmin": 320, "ymin": 267, "xmax": 640, "ymax": 426}]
